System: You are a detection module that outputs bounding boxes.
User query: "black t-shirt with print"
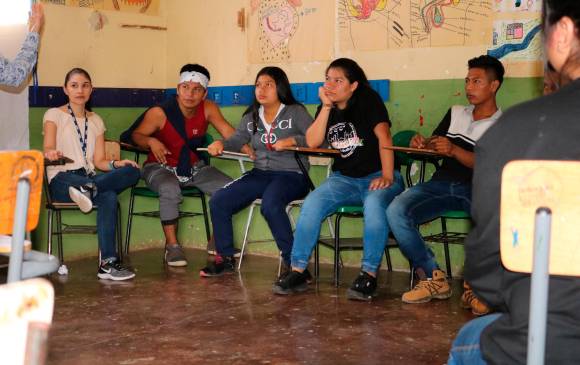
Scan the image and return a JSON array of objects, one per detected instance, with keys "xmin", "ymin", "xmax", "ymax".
[{"xmin": 316, "ymin": 87, "xmax": 390, "ymax": 178}]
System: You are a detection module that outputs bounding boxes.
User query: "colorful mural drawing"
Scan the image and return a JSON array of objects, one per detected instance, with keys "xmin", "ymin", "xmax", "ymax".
[
  {"xmin": 248, "ymin": 0, "xmax": 332, "ymax": 64},
  {"xmin": 488, "ymin": 18, "xmax": 542, "ymax": 62},
  {"xmin": 338, "ymin": 0, "xmax": 493, "ymax": 51}
]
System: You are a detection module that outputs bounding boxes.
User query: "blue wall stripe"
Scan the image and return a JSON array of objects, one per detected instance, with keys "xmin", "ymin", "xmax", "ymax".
[{"xmin": 30, "ymin": 80, "xmax": 389, "ymax": 108}]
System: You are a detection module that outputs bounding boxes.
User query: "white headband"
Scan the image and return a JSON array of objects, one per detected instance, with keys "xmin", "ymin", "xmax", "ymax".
[{"xmin": 179, "ymin": 71, "xmax": 209, "ymax": 89}]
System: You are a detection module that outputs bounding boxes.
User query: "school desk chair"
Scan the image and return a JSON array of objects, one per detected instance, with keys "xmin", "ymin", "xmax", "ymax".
[
  {"xmin": 0, "ymin": 278, "xmax": 54, "ymax": 365},
  {"xmin": 500, "ymin": 160, "xmax": 580, "ymax": 365},
  {"xmin": 45, "ymin": 141, "xmax": 123, "ymax": 274},
  {"xmin": 196, "ymin": 148, "xmax": 333, "ymax": 275},
  {"xmin": 122, "ymin": 136, "xmax": 213, "ymax": 255},
  {"xmin": 0, "ymin": 150, "xmax": 59, "ymax": 282},
  {"xmin": 314, "ymin": 130, "xmax": 423, "ymax": 287},
  {"xmin": 392, "ymin": 130, "xmax": 470, "ymax": 280}
]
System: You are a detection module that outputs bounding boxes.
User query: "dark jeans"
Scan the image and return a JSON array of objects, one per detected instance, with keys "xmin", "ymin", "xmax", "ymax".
[
  {"xmin": 209, "ymin": 168, "xmax": 309, "ymax": 263},
  {"xmin": 49, "ymin": 166, "xmax": 140, "ymax": 260},
  {"xmin": 386, "ymin": 179, "xmax": 471, "ymax": 276}
]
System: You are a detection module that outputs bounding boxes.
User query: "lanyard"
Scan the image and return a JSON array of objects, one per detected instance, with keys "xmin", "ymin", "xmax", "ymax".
[{"xmin": 67, "ymin": 104, "xmax": 90, "ymax": 169}]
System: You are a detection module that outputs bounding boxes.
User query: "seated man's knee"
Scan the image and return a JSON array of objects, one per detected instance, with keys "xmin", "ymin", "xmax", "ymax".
[
  {"xmin": 157, "ymin": 182, "xmax": 182, "ymax": 201},
  {"xmin": 386, "ymin": 197, "xmax": 406, "ymax": 220}
]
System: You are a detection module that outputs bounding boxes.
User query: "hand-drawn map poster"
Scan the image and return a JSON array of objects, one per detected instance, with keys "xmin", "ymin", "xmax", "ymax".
[
  {"xmin": 248, "ymin": 0, "xmax": 333, "ymax": 64},
  {"xmin": 40, "ymin": 0, "xmax": 160, "ymax": 16}
]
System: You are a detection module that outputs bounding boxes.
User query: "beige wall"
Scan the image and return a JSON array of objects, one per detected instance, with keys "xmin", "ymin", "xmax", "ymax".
[
  {"xmin": 165, "ymin": 0, "xmax": 332, "ymax": 87},
  {"xmin": 33, "ymin": 1, "xmax": 541, "ymax": 89},
  {"xmin": 37, "ymin": 2, "xmax": 167, "ymax": 88}
]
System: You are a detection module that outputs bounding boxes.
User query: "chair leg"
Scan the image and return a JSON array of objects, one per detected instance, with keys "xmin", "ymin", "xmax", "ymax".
[
  {"xmin": 334, "ymin": 214, "xmax": 342, "ymax": 288},
  {"xmin": 286, "ymin": 205, "xmax": 295, "ymax": 229},
  {"xmin": 56, "ymin": 210, "xmax": 64, "ymax": 264},
  {"xmin": 237, "ymin": 203, "xmax": 256, "ymax": 271},
  {"xmin": 384, "ymin": 246, "xmax": 393, "ymax": 272},
  {"xmin": 409, "ymin": 262, "xmax": 415, "ymax": 289},
  {"xmin": 116, "ymin": 203, "xmax": 123, "ymax": 262},
  {"xmin": 314, "ymin": 241, "xmax": 320, "ymax": 279},
  {"xmin": 441, "ymin": 217, "xmax": 453, "ymax": 279},
  {"xmin": 124, "ymin": 186, "xmax": 136, "ymax": 255},
  {"xmin": 47, "ymin": 209, "xmax": 53, "ymax": 256},
  {"xmin": 200, "ymin": 193, "xmax": 211, "ymax": 243}
]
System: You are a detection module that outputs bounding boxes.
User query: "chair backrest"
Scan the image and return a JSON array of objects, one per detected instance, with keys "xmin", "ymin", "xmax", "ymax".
[
  {"xmin": 500, "ymin": 160, "xmax": 580, "ymax": 276},
  {"xmin": 392, "ymin": 130, "xmax": 417, "ymax": 167},
  {"xmin": 500, "ymin": 160, "xmax": 580, "ymax": 365},
  {"xmin": 105, "ymin": 140, "xmax": 121, "ymax": 161},
  {"xmin": 0, "ymin": 151, "xmax": 44, "ymax": 235},
  {"xmin": 0, "ymin": 278, "xmax": 54, "ymax": 365}
]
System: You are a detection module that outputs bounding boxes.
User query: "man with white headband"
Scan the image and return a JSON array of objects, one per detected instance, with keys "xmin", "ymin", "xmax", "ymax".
[{"xmin": 130, "ymin": 64, "xmax": 251, "ymax": 267}]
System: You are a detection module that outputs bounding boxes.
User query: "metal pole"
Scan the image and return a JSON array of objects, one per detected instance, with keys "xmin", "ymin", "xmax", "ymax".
[
  {"xmin": 527, "ymin": 207, "xmax": 551, "ymax": 365},
  {"xmin": 7, "ymin": 179, "xmax": 31, "ymax": 283}
]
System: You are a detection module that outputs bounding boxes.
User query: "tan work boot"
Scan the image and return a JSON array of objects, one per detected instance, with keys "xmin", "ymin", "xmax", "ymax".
[
  {"xmin": 402, "ymin": 269, "xmax": 452, "ymax": 304},
  {"xmin": 460, "ymin": 281, "xmax": 490, "ymax": 316}
]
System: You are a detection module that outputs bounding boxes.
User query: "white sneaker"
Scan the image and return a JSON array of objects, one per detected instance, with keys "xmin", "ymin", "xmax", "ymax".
[{"xmin": 68, "ymin": 186, "xmax": 93, "ymax": 213}]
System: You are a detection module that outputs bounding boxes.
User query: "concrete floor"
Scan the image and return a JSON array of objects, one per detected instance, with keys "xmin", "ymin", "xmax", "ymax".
[{"xmin": 44, "ymin": 248, "xmax": 472, "ymax": 365}]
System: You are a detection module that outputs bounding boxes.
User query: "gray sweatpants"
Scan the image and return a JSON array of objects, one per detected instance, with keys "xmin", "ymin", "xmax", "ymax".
[{"xmin": 142, "ymin": 162, "xmax": 233, "ymax": 223}]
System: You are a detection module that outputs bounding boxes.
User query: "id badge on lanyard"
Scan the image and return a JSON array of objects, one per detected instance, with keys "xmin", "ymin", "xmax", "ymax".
[{"xmin": 67, "ymin": 104, "xmax": 94, "ymax": 176}]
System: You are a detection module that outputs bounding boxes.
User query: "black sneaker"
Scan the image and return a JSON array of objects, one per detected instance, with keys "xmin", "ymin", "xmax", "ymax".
[
  {"xmin": 346, "ymin": 271, "xmax": 377, "ymax": 301},
  {"xmin": 97, "ymin": 259, "xmax": 135, "ymax": 281},
  {"xmin": 272, "ymin": 269, "xmax": 312, "ymax": 295},
  {"xmin": 199, "ymin": 255, "xmax": 235, "ymax": 277}
]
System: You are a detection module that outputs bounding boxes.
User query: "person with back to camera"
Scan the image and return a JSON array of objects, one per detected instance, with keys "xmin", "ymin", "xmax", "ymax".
[{"xmin": 448, "ymin": 1, "xmax": 580, "ymax": 363}]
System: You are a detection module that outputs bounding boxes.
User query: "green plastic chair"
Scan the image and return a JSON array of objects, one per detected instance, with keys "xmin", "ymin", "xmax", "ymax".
[
  {"xmin": 315, "ymin": 204, "xmax": 401, "ymax": 287},
  {"xmin": 123, "ymin": 135, "xmax": 213, "ymax": 255}
]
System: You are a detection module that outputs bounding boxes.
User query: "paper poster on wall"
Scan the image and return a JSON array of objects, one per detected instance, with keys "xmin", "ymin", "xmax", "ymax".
[
  {"xmin": 247, "ymin": 0, "xmax": 333, "ymax": 64},
  {"xmin": 39, "ymin": 0, "xmax": 159, "ymax": 15},
  {"xmin": 338, "ymin": 0, "xmax": 493, "ymax": 51},
  {"xmin": 493, "ymin": 0, "xmax": 542, "ymax": 13},
  {"xmin": 488, "ymin": 18, "xmax": 542, "ymax": 76}
]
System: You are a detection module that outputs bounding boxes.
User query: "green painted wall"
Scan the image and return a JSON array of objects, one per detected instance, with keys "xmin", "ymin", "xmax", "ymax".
[{"xmin": 29, "ymin": 77, "xmax": 543, "ymax": 275}]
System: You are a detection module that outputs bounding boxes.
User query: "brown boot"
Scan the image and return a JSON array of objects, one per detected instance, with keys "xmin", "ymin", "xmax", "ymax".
[
  {"xmin": 402, "ymin": 269, "xmax": 452, "ymax": 304},
  {"xmin": 460, "ymin": 281, "xmax": 490, "ymax": 316}
]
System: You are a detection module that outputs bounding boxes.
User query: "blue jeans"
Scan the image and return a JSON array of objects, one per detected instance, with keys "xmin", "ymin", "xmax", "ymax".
[
  {"xmin": 386, "ymin": 180, "xmax": 471, "ymax": 277},
  {"xmin": 448, "ymin": 313, "xmax": 501, "ymax": 365},
  {"xmin": 291, "ymin": 170, "xmax": 404, "ymax": 274},
  {"xmin": 209, "ymin": 169, "xmax": 309, "ymax": 262},
  {"xmin": 49, "ymin": 166, "xmax": 141, "ymax": 260}
]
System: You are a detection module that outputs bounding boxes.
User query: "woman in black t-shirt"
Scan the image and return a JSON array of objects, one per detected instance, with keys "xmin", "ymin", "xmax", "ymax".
[{"xmin": 273, "ymin": 58, "xmax": 404, "ymax": 300}]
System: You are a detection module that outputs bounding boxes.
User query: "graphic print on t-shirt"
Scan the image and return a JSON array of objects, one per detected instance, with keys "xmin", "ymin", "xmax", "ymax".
[{"xmin": 328, "ymin": 122, "xmax": 363, "ymax": 158}]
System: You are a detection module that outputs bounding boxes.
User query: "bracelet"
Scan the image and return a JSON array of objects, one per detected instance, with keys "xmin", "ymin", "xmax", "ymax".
[{"xmin": 108, "ymin": 160, "xmax": 117, "ymax": 170}]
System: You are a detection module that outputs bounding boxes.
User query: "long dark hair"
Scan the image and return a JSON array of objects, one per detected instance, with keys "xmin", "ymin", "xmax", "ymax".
[
  {"xmin": 243, "ymin": 66, "xmax": 299, "ymax": 134},
  {"xmin": 64, "ymin": 67, "xmax": 93, "ymax": 111},
  {"xmin": 542, "ymin": 0, "xmax": 580, "ymax": 84},
  {"xmin": 325, "ymin": 58, "xmax": 371, "ymax": 108}
]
